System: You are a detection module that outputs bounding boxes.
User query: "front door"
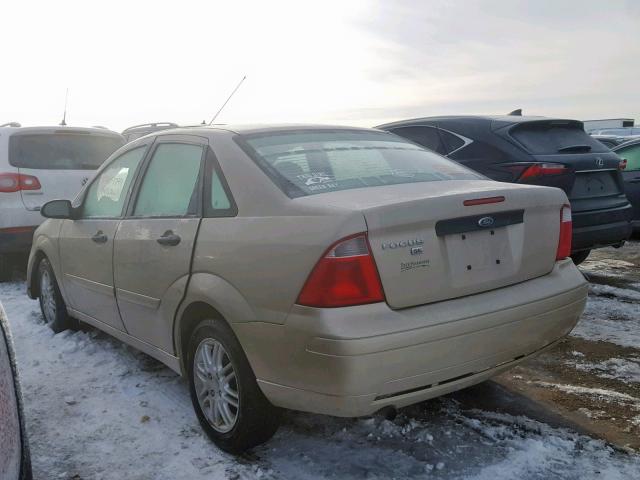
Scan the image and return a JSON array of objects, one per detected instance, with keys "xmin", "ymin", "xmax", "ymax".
[
  {"xmin": 60, "ymin": 145, "xmax": 147, "ymax": 331},
  {"xmin": 114, "ymin": 137, "xmax": 206, "ymax": 351}
]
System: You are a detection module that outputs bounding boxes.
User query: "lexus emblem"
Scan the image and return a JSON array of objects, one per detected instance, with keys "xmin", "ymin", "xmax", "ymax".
[
  {"xmin": 478, "ymin": 216, "xmax": 495, "ymax": 227},
  {"xmin": 595, "ymin": 157, "xmax": 604, "ymax": 167}
]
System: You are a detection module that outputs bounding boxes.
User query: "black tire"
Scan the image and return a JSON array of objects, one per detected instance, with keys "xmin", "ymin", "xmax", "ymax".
[
  {"xmin": 187, "ymin": 319, "xmax": 280, "ymax": 453},
  {"xmin": 0, "ymin": 254, "xmax": 13, "ymax": 282},
  {"xmin": 570, "ymin": 249, "xmax": 591, "ymax": 266},
  {"xmin": 37, "ymin": 258, "xmax": 77, "ymax": 333}
]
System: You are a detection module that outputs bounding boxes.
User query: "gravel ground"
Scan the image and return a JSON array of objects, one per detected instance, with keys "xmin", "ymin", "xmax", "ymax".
[{"xmin": 1, "ymin": 242, "xmax": 639, "ymax": 479}]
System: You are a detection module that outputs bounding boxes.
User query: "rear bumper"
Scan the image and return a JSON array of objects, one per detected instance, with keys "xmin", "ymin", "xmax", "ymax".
[
  {"xmin": 234, "ymin": 259, "xmax": 588, "ymax": 417},
  {"xmin": 0, "ymin": 227, "xmax": 38, "ymax": 255},
  {"xmin": 571, "ymin": 203, "xmax": 633, "ymax": 252}
]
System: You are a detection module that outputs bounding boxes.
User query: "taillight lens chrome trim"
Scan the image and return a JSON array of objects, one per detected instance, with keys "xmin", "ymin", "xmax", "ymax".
[
  {"xmin": 0, "ymin": 172, "xmax": 41, "ymax": 193},
  {"xmin": 556, "ymin": 204, "xmax": 572, "ymax": 261},
  {"xmin": 297, "ymin": 233, "xmax": 385, "ymax": 308}
]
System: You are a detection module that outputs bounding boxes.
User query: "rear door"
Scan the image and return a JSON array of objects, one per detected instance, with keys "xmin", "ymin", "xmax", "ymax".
[
  {"xmin": 8, "ymin": 130, "xmax": 124, "ymax": 210},
  {"xmin": 59, "ymin": 144, "xmax": 147, "ymax": 331},
  {"xmin": 114, "ymin": 135, "xmax": 206, "ymax": 351}
]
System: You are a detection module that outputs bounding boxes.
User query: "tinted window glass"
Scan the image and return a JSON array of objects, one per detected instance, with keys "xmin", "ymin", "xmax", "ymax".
[
  {"xmin": 389, "ymin": 126, "xmax": 446, "ymax": 154},
  {"xmin": 134, "ymin": 143, "xmax": 202, "ymax": 217},
  {"xmin": 9, "ymin": 133, "xmax": 124, "ymax": 170},
  {"xmin": 619, "ymin": 145, "xmax": 640, "ymax": 171},
  {"xmin": 512, "ymin": 123, "xmax": 608, "ymax": 154},
  {"xmin": 244, "ymin": 130, "xmax": 481, "ymax": 197},
  {"xmin": 439, "ymin": 129, "xmax": 465, "ymax": 152},
  {"xmin": 83, "ymin": 147, "xmax": 146, "ymax": 218}
]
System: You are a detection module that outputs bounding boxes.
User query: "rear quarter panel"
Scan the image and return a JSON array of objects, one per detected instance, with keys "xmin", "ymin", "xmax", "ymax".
[{"xmin": 186, "ymin": 131, "xmax": 368, "ymax": 326}]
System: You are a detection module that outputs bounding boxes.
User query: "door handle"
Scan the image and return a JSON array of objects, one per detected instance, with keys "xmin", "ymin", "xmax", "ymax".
[
  {"xmin": 629, "ymin": 177, "xmax": 640, "ymax": 184},
  {"xmin": 156, "ymin": 230, "xmax": 181, "ymax": 246},
  {"xmin": 91, "ymin": 231, "xmax": 108, "ymax": 244}
]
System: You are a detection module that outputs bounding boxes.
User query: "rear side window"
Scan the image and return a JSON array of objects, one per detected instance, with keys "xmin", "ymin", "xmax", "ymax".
[
  {"xmin": 388, "ymin": 126, "xmax": 447, "ymax": 154},
  {"xmin": 9, "ymin": 133, "xmax": 124, "ymax": 170},
  {"xmin": 511, "ymin": 123, "xmax": 608, "ymax": 154},
  {"xmin": 618, "ymin": 144, "xmax": 640, "ymax": 171},
  {"xmin": 133, "ymin": 143, "xmax": 203, "ymax": 217},
  {"xmin": 439, "ymin": 129, "xmax": 465, "ymax": 153},
  {"xmin": 242, "ymin": 130, "xmax": 481, "ymax": 197}
]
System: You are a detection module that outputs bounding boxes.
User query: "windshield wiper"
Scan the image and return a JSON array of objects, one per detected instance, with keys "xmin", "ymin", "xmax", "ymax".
[{"xmin": 558, "ymin": 144, "xmax": 592, "ymax": 153}]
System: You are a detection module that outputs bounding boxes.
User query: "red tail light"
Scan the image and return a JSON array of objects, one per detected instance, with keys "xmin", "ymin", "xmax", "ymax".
[
  {"xmin": 556, "ymin": 204, "xmax": 572, "ymax": 260},
  {"xmin": 297, "ymin": 233, "xmax": 385, "ymax": 308},
  {"xmin": 619, "ymin": 159, "xmax": 627, "ymax": 170},
  {"xmin": 508, "ymin": 163, "xmax": 569, "ymax": 182},
  {"xmin": 0, "ymin": 173, "xmax": 41, "ymax": 193}
]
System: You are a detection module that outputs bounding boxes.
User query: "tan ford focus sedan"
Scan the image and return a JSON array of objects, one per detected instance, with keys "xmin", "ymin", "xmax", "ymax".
[{"xmin": 26, "ymin": 125, "xmax": 587, "ymax": 452}]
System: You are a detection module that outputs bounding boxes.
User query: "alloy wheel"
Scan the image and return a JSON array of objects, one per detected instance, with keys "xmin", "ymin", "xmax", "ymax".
[{"xmin": 193, "ymin": 338, "xmax": 239, "ymax": 433}]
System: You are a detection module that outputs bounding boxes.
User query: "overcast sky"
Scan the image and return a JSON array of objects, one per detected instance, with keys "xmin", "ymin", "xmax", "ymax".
[{"xmin": 2, "ymin": 0, "xmax": 638, "ymax": 132}]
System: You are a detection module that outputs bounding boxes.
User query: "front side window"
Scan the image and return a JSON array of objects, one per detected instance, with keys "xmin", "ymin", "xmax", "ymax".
[
  {"xmin": 82, "ymin": 147, "xmax": 146, "ymax": 218},
  {"xmin": 618, "ymin": 144, "xmax": 640, "ymax": 171},
  {"xmin": 242, "ymin": 130, "xmax": 481, "ymax": 197},
  {"xmin": 133, "ymin": 143, "xmax": 203, "ymax": 217},
  {"xmin": 9, "ymin": 133, "xmax": 124, "ymax": 170}
]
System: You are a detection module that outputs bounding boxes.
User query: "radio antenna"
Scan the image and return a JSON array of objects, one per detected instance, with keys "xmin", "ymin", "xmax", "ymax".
[
  {"xmin": 60, "ymin": 88, "xmax": 69, "ymax": 126},
  {"xmin": 209, "ymin": 75, "xmax": 246, "ymax": 125}
]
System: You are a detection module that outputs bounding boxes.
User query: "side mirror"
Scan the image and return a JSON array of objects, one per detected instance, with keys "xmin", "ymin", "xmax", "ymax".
[{"xmin": 41, "ymin": 199, "xmax": 75, "ymax": 219}]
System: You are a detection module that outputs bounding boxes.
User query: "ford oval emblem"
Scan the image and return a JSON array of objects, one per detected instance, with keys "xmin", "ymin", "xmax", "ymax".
[{"xmin": 478, "ymin": 216, "xmax": 495, "ymax": 227}]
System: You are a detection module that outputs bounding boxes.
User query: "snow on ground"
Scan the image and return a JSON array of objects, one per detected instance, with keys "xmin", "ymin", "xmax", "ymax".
[
  {"xmin": 2, "ymin": 280, "xmax": 640, "ymax": 479},
  {"xmin": 567, "ymin": 353, "xmax": 640, "ymax": 384},
  {"xmin": 570, "ymin": 285, "xmax": 640, "ymax": 349}
]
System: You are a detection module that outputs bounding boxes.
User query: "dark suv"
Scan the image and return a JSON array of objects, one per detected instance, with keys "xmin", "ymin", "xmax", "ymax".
[{"xmin": 378, "ymin": 116, "xmax": 633, "ymax": 264}]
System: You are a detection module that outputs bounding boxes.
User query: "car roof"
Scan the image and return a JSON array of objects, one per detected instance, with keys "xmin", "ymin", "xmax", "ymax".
[
  {"xmin": 153, "ymin": 123, "xmax": 382, "ymax": 137},
  {"xmin": 377, "ymin": 115, "xmax": 580, "ymax": 130},
  {"xmin": 0, "ymin": 125, "xmax": 123, "ymax": 137}
]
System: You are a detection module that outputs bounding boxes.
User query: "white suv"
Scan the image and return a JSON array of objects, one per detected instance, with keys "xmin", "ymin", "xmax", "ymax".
[{"xmin": 0, "ymin": 124, "xmax": 124, "ymax": 280}]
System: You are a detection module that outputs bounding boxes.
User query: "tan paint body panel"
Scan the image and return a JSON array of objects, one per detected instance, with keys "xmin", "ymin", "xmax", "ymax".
[
  {"xmin": 59, "ymin": 219, "xmax": 126, "ymax": 332},
  {"xmin": 26, "ymin": 125, "xmax": 589, "ymax": 419},
  {"xmin": 114, "ymin": 218, "xmax": 199, "ymax": 352},
  {"xmin": 234, "ymin": 259, "xmax": 587, "ymax": 416}
]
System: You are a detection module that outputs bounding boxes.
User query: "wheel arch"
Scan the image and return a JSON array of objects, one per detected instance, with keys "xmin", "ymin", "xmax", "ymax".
[
  {"xmin": 173, "ymin": 272, "xmax": 256, "ymax": 376},
  {"xmin": 28, "ymin": 235, "xmax": 62, "ymax": 300}
]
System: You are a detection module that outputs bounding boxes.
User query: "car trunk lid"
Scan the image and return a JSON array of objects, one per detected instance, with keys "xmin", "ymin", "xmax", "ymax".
[{"xmin": 353, "ymin": 181, "xmax": 566, "ymax": 309}]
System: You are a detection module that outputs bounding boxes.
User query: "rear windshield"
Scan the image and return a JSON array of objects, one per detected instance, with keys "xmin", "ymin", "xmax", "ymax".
[
  {"xmin": 9, "ymin": 133, "xmax": 124, "ymax": 170},
  {"xmin": 511, "ymin": 122, "xmax": 608, "ymax": 154},
  {"xmin": 241, "ymin": 130, "xmax": 482, "ymax": 197}
]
